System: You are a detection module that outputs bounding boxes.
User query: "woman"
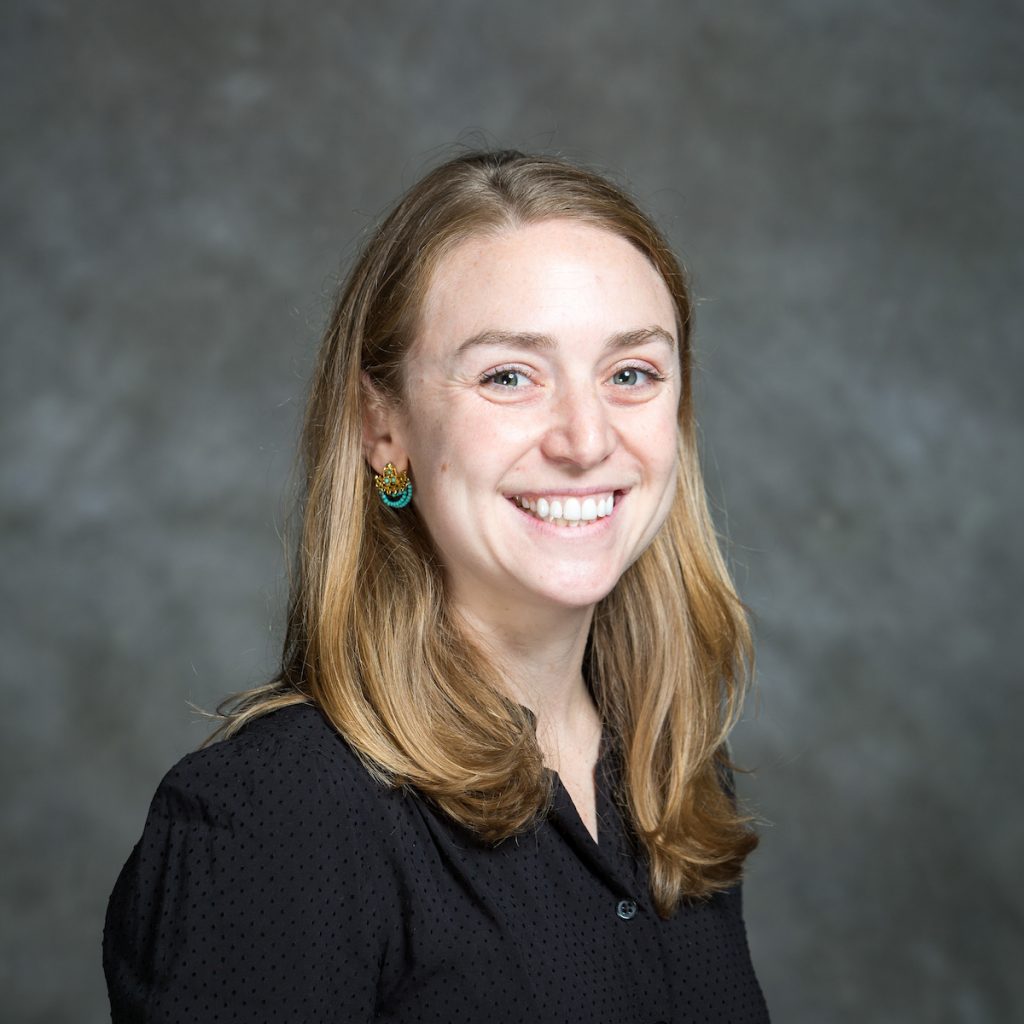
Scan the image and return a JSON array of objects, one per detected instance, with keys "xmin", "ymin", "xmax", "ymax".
[{"xmin": 104, "ymin": 150, "xmax": 770, "ymax": 1022}]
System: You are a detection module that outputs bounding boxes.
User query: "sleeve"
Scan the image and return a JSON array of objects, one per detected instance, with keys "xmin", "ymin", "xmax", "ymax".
[{"xmin": 102, "ymin": 735, "xmax": 400, "ymax": 1023}]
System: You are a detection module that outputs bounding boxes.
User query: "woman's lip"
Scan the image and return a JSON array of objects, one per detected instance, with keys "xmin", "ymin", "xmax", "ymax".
[{"xmin": 504, "ymin": 486, "xmax": 629, "ymax": 501}]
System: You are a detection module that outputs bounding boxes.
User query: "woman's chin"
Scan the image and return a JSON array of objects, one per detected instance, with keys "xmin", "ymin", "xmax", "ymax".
[{"xmin": 514, "ymin": 571, "xmax": 622, "ymax": 612}]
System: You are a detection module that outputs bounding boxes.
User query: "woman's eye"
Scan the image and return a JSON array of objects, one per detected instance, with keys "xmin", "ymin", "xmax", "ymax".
[
  {"xmin": 482, "ymin": 369, "xmax": 525, "ymax": 388},
  {"xmin": 611, "ymin": 366, "xmax": 657, "ymax": 386}
]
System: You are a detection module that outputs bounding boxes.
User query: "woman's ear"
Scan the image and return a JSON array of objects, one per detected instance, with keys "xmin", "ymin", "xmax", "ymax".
[{"xmin": 361, "ymin": 372, "xmax": 409, "ymax": 473}]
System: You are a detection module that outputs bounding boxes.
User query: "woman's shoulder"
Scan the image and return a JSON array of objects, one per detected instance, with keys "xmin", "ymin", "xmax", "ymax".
[
  {"xmin": 150, "ymin": 701, "xmax": 402, "ymax": 836},
  {"xmin": 105, "ymin": 703, "xmax": 408, "ymax": 1019},
  {"xmin": 169, "ymin": 700, "xmax": 360, "ymax": 771}
]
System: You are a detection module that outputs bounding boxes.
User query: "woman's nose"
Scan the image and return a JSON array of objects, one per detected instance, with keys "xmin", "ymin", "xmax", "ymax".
[{"xmin": 540, "ymin": 382, "xmax": 616, "ymax": 468}]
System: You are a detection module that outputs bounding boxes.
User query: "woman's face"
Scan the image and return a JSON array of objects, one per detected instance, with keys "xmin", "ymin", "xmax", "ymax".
[{"xmin": 378, "ymin": 218, "xmax": 681, "ymax": 620}]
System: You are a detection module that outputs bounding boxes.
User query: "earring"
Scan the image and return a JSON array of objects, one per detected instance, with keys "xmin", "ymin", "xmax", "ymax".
[{"xmin": 373, "ymin": 462, "xmax": 412, "ymax": 508}]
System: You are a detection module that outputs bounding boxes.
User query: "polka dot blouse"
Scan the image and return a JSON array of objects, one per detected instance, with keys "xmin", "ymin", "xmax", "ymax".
[{"xmin": 103, "ymin": 703, "xmax": 770, "ymax": 1022}]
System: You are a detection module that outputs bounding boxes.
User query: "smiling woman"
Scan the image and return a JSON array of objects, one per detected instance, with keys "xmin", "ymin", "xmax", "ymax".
[
  {"xmin": 103, "ymin": 151, "xmax": 770, "ymax": 1023},
  {"xmin": 367, "ymin": 219, "xmax": 682, "ymax": 619}
]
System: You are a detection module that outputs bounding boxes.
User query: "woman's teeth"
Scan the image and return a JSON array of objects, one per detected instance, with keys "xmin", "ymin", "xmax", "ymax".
[{"xmin": 510, "ymin": 493, "xmax": 616, "ymax": 527}]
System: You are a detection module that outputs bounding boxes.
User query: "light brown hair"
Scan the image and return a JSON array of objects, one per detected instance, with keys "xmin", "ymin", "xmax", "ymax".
[{"xmin": 208, "ymin": 150, "xmax": 760, "ymax": 917}]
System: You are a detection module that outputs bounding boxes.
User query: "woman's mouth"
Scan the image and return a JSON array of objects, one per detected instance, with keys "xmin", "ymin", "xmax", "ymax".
[{"xmin": 507, "ymin": 491, "xmax": 622, "ymax": 528}]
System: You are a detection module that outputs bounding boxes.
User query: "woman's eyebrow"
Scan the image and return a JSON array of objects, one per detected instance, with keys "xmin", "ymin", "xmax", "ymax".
[{"xmin": 452, "ymin": 326, "xmax": 676, "ymax": 360}]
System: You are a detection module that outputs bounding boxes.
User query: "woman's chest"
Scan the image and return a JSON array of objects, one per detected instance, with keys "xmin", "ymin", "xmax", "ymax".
[{"xmin": 372, "ymin": 784, "xmax": 767, "ymax": 1024}]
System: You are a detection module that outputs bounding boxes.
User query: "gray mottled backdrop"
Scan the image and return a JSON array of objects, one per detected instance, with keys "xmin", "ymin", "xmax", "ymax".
[{"xmin": 3, "ymin": 1, "xmax": 1021, "ymax": 1021}]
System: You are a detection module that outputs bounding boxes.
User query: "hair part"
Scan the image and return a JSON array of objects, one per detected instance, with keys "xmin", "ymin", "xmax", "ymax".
[{"xmin": 206, "ymin": 149, "xmax": 759, "ymax": 917}]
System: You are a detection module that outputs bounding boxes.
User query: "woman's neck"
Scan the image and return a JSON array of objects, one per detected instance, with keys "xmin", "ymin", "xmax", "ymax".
[{"xmin": 454, "ymin": 600, "xmax": 598, "ymax": 743}]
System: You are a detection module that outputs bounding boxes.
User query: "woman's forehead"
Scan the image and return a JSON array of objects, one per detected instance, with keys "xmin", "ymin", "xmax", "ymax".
[{"xmin": 415, "ymin": 219, "xmax": 677, "ymax": 356}]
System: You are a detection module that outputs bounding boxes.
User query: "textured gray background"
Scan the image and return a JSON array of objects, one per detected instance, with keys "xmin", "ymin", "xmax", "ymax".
[{"xmin": 2, "ymin": 1, "xmax": 1021, "ymax": 1021}]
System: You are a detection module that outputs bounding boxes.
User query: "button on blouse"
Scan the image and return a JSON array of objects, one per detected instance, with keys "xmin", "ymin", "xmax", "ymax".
[{"xmin": 103, "ymin": 703, "xmax": 769, "ymax": 1023}]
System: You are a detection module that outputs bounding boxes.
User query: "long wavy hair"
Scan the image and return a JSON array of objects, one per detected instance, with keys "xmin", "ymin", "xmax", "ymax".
[{"xmin": 207, "ymin": 150, "xmax": 760, "ymax": 917}]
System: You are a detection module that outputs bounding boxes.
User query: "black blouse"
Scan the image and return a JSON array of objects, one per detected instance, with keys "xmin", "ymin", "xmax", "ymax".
[{"xmin": 103, "ymin": 703, "xmax": 769, "ymax": 1023}]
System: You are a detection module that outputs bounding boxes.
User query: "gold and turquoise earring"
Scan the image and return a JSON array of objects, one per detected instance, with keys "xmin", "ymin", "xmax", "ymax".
[{"xmin": 373, "ymin": 462, "xmax": 412, "ymax": 509}]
